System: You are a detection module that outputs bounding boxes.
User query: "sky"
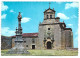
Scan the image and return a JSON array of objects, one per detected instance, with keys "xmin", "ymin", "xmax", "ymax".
[{"xmin": 1, "ymin": 2, "xmax": 79, "ymax": 48}]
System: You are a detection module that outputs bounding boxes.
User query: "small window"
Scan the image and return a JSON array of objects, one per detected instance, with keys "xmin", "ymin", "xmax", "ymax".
[
  {"xmin": 50, "ymin": 15, "xmax": 52, "ymax": 19},
  {"xmin": 32, "ymin": 38, "xmax": 35, "ymax": 43},
  {"xmin": 44, "ymin": 38, "xmax": 46, "ymax": 40},
  {"xmin": 47, "ymin": 15, "xmax": 48, "ymax": 19},
  {"xmin": 48, "ymin": 28, "xmax": 50, "ymax": 30},
  {"xmin": 26, "ymin": 45, "xmax": 28, "ymax": 47}
]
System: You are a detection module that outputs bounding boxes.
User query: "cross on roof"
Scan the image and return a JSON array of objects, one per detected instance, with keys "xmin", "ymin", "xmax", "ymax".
[{"xmin": 49, "ymin": 2, "xmax": 51, "ymax": 8}]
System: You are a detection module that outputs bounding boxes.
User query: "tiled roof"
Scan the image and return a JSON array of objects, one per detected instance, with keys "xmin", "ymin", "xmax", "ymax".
[
  {"xmin": 11, "ymin": 33, "xmax": 38, "ymax": 38},
  {"xmin": 22, "ymin": 33, "xmax": 38, "ymax": 37}
]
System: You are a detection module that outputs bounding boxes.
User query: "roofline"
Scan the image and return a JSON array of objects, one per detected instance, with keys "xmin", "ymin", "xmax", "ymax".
[
  {"xmin": 11, "ymin": 33, "xmax": 38, "ymax": 38},
  {"xmin": 39, "ymin": 23, "xmax": 65, "ymax": 26},
  {"xmin": 44, "ymin": 8, "xmax": 56, "ymax": 13},
  {"xmin": 12, "ymin": 36, "xmax": 38, "ymax": 38},
  {"xmin": 64, "ymin": 28, "xmax": 72, "ymax": 31}
]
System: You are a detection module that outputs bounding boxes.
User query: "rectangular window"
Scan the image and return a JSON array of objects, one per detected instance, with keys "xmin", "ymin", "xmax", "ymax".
[
  {"xmin": 50, "ymin": 15, "xmax": 52, "ymax": 19},
  {"xmin": 32, "ymin": 38, "xmax": 35, "ymax": 43},
  {"xmin": 26, "ymin": 45, "xmax": 28, "ymax": 47}
]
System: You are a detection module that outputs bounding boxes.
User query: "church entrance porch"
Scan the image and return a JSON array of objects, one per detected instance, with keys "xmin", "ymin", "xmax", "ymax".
[{"xmin": 47, "ymin": 41, "xmax": 52, "ymax": 49}]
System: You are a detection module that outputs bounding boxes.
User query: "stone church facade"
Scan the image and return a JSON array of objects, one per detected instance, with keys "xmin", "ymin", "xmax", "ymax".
[{"xmin": 12, "ymin": 6, "xmax": 73, "ymax": 50}]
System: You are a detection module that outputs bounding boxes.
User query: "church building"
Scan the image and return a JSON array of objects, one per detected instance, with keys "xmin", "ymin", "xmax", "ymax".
[{"xmin": 12, "ymin": 4, "xmax": 73, "ymax": 50}]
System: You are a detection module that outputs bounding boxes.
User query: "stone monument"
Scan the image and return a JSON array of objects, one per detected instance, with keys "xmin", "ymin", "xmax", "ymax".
[{"xmin": 7, "ymin": 12, "xmax": 29, "ymax": 54}]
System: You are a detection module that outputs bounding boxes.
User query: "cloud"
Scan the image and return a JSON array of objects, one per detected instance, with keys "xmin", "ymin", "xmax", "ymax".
[
  {"xmin": 10, "ymin": 9, "xmax": 16, "ymax": 13},
  {"xmin": 1, "ymin": 14, "xmax": 7, "ymax": 19},
  {"xmin": 1, "ymin": 27, "xmax": 15, "ymax": 36},
  {"xmin": 10, "ymin": 10, "xmax": 14, "ymax": 12},
  {"xmin": 65, "ymin": 2, "xmax": 79, "ymax": 9},
  {"xmin": 71, "ymin": 15, "xmax": 77, "ymax": 19},
  {"xmin": 1, "ymin": 2, "xmax": 8, "ymax": 11},
  {"xmin": 67, "ymin": 24, "xmax": 73, "ymax": 27},
  {"xmin": 57, "ymin": 13, "xmax": 69, "ymax": 20},
  {"xmin": 21, "ymin": 17, "xmax": 30, "ymax": 23}
]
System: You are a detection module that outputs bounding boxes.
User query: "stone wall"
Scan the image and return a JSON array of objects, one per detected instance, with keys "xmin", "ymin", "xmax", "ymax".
[
  {"xmin": 65, "ymin": 30, "xmax": 73, "ymax": 49},
  {"xmin": 1, "ymin": 36, "xmax": 12, "ymax": 50},
  {"xmin": 38, "ymin": 23, "xmax": 62, "ymax": 49},
  {"xmin": 12, "ymin": 37, "xmax": 38, "ymax": 50},
  {"xmin": 61, "ymin": 29, "xmax": 66, "ymax": 49},
  {"xmin": 38, "ymin": 25, "xmax": 45, "ymax": 49},
  {"xmin": 42, "ymin": 19, "xmax": 57, "ymax": 24},
  {"xmin": 54, "ymin": 24, "xmax": 62, "ymax": 49}
]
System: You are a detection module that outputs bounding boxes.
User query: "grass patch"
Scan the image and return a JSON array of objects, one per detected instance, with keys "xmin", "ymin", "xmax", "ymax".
[{"xmin": 1, "ymin": 49, "xmax": 78, "ymax": 56}]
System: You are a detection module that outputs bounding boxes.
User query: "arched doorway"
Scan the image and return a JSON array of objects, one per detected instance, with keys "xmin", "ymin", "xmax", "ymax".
[{"xmin": 47, "ymin": 41, "xmax": 51, "ymax": 49}]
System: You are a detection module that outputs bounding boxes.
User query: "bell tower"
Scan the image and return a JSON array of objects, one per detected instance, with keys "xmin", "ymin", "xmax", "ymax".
[
  {"xmin": 44, "ymin": 3, "xmax": 56, "ymax": 20},
  {"xmin": 41, "ymin": 3, "xmax": 57, "ymax": 24}
]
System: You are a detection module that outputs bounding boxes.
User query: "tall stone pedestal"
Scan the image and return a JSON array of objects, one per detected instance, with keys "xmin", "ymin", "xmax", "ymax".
[{"xmin": 8, "ymin": 41, "xmax": 29, "ymax": 54}]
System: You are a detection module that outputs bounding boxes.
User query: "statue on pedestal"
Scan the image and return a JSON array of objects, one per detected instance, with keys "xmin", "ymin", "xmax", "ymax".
[{"xmin": 7, "ymin": 12, "xmax": 29, "ymax": 54}]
